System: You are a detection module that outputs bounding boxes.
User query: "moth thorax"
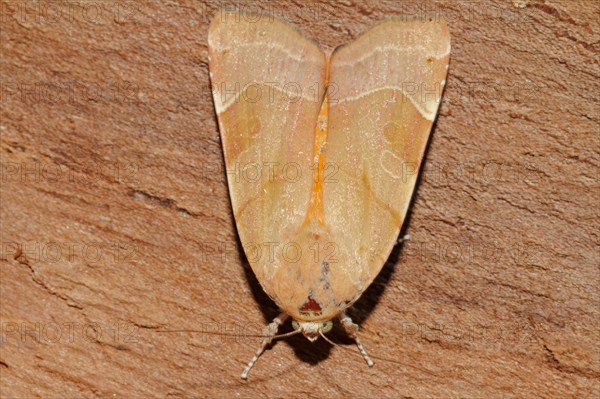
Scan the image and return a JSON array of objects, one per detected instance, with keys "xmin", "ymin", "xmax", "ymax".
[{"xmin": 292, "ymin": 320, "xmax": 333, "ymax": 342}]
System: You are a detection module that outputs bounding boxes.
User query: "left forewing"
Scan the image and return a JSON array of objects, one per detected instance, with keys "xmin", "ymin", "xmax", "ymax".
[{"xmin": 208, "ymin": 12, "xmax": 327, "ymax": 295}]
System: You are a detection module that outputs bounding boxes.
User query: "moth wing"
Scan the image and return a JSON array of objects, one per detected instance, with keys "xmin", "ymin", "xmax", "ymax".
[
  {"xmin": 208, "ymin": 13, "xmax": 327, "ymax": 301},
  {"xmin": 324, "ymin": 19, "xmax": 451, "ymax": 302}
]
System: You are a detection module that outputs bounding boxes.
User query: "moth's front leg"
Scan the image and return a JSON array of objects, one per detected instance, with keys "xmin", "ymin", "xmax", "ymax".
[
  {"xmin": 241, "ymin": 311, "xmax": 288, "ymax": 379},
  {"xmin": 339, "ymin": 311, "xmax": 374, "ymax": 367}
]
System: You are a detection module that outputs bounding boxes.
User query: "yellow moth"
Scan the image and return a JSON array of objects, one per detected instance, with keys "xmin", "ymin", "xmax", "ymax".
[{"xmin": 208, "ymin": 11, "xmax": 450, "ymax": 379}]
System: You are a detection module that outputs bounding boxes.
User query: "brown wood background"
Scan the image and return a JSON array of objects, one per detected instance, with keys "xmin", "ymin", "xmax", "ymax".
[{"xmin": 1, "ymin": 1, "xmax": 598, "ymax": 398}]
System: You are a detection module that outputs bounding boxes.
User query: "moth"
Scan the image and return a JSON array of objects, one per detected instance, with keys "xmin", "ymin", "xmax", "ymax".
[{"xmin": 207, "ymin": 11, "xmax": 450, "ymax": 379}]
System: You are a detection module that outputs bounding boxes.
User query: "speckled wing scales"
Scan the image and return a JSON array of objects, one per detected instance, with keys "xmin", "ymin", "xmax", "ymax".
[
  {"xmin": 323, "ymin": 20, "xmax": 451, "ymax": 302},
  {"xmin": 209, "ymin": 13, "xmax": 451, "ymax": 379},
  {"xmin": 208, "ymin": 13, "xmax": 327, "ymax": 305}
]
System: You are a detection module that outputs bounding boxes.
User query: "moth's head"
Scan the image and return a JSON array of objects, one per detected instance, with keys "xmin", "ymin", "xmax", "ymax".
[{"xmin": 292, "ymin": 320, "xmax": 333, "ymax": 342}]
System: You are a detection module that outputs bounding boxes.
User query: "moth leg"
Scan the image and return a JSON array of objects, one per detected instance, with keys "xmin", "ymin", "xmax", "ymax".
[
  {"xmin": 339, "ymin": 312, "xmax": 374, "ymax": 367},
  {"xmin": 241, "ymin": 311, "xmax": 289, "ymax": 380},
  {"xmin": 397, "ymin": 234, "xmax": 410, "ymax": 244}
]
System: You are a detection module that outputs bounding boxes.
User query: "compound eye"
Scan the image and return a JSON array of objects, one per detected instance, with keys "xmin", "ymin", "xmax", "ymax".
[
  {"xmin": 321, "ymin": 321, "xmax": 333, "ymax": 333},
  {"xmin": 292, "ymin": 320, "xmax": 300, "ymax": 331}
]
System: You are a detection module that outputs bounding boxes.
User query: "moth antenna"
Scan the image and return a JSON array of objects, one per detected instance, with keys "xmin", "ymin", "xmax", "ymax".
[
  {"xmin": 319, "ymin": 330, "xmax": 373, "ymax": 367},
  {"xmin": 156, "ymin": 329, "xmax": 268, "ymax": 338},
  {"xmin": 155, "ymin": 328, "xmax": 299, "ymax": 340},
  {"xmin": 271, "ymin": 329, "xmax": 301, "ymax": 340}
]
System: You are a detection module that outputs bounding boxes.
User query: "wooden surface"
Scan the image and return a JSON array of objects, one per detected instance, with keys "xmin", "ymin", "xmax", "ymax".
[{"xmin": 1, "ymin": 1, "xmax": 598, "ymax": 398}]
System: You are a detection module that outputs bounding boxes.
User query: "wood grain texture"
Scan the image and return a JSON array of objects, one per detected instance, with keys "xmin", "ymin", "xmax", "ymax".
[{"xmin": 1, "ymin": 1, "xmax": 598, "ymax": 398}]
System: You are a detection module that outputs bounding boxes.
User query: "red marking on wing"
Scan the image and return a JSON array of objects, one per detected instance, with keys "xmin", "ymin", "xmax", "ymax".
[{"xmin": 300, "ymin": 296, "xmax": 322, "ymax": 312}]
